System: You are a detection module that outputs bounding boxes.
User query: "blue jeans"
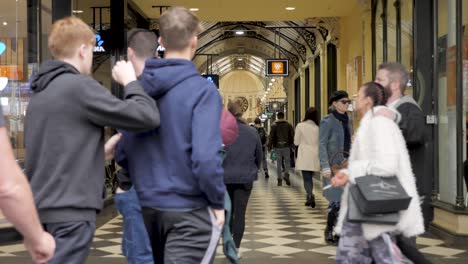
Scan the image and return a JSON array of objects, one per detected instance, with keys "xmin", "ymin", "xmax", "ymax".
[{"xmin": 114, "ymin": 187, "xmax": 154, "ymax": 264}]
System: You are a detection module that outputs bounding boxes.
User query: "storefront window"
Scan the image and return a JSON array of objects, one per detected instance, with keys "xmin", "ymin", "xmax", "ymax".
[
  {"xmin": 0, "ymin": 0, "xmax": 31, "ymax": 161},
  {"xmin": 375, "ymin": 1, "xmax": 384, "ymax": 68},
  {"xmin": 401, "ymin": 0, "xmax": 413, "ymax": 97},
  {"xmin": 438, "ymin": 0, "xmax": 468, "ymax": 204},
  {"xmin": 387, "ymin": 0, "xmax": 396, "ymax": 62}
]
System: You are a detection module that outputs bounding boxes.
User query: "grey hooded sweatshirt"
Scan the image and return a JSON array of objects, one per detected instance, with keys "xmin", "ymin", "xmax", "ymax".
[{"xmin": 25, "ymin": 60, "xmax": 160, "ymax": 223}]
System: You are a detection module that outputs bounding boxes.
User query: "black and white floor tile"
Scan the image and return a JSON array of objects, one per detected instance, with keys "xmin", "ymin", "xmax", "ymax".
[{"xmin": 0, "ymin": 164, "xmax": 467, "ymax": 263}]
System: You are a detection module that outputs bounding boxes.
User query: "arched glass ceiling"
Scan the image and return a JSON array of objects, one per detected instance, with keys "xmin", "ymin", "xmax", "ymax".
[{"xmin": 202, "ymin": 55, "xmax": 265, "ymax": 78}]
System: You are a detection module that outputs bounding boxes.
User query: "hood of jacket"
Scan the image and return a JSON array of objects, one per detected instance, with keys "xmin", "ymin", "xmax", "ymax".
[
  {"xmin": 140, "ymin": 58, "xmax": 201, "ymax": 99},
  {"xmin": 30, "ymin": 60, "xmax": 80, "ymax": 92},
  {"xmin": 395, "ymin": 95, "xmax": 421, "ymax": 110}
]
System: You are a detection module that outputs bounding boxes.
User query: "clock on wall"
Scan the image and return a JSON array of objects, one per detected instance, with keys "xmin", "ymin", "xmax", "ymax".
[{"xmin": 236, "ymin": 97, "xmax": 249, "ymax": 112}]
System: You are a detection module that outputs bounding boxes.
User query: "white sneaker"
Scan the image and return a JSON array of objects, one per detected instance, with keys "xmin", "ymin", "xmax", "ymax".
[{"xmin": 237, "ymin": 248, "xmax": 242, "ymax": 259}]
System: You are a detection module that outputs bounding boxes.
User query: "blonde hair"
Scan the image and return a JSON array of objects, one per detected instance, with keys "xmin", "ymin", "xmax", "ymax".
[
  {"xmin": 159, "ymin": 7, "xmax": 203, "ymax": 51},
  {"xmin": 48, "ymin": 16, "xmax": 95, "ymax": 59}
]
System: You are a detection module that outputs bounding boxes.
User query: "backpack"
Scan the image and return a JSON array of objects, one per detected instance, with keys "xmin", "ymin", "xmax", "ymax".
[{"xmin": 256, "ymin": 127, "xmax": 267, "ymax": 145}]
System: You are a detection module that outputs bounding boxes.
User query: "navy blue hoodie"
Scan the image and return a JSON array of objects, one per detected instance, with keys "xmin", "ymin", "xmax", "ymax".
[{"xmin": 116, "ymin": 58, "xmax": 226, "ymax": 210}]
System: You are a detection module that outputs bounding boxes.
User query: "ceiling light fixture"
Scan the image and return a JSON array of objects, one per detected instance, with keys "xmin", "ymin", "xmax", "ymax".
[
  {"xmin": 2, "ymin": 22, "xmax": 7, "ymax": 26},
  {"xmin": 72, "ymin": 10, "xmax": 84, "ymax": 14},
  {"xmin": 271, "ymin": 78, "xmax": 275, "ymax": 81},
  {"xmin": 269, "ymin": 83, "xmax": 273, "ymax": 86},
  {"xmin": 285, "ymin": 7, "xmax": 296, "ymax": 11},
  {"xmin": 189, "ymin": 8, "xmax": 199, "ymax": 11},
  {"xmin": 235, "ymin": 31, "xmax": 245, "ymax": 35},
  {"xmin": 237, "ymin": 58, "xmax": 243, "ymax": 61}
]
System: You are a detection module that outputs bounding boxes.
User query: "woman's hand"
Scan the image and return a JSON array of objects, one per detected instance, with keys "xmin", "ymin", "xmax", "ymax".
[
  {"xmin": 104, "ymin": 133, "xmax": 122, "ymax": 160},
  {"xmin": 331, "ymin": 172, "xmax": 349, "ymax": 187}
]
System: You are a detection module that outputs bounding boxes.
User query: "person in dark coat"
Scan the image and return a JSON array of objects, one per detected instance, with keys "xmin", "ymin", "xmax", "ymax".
[
  {"xmin": 375, "ymin": 62, "xmax": 429, "ymax": 227},
  {"xmin": 223, "ymin": 100, "xmax": 263, "ymax": 255}
]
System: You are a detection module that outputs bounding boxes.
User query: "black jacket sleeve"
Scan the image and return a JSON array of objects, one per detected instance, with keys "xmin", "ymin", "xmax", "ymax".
[
  {"xmin": 268, "ymin": 124, "xmax": 277, "ymax": 149},
  {"xmin": 288, "ymin": 123, "xmax": 294, "ymax": 145},
  {"xmin": 397, "ymin": 103, "xmax": 425, "ymax": 147}
]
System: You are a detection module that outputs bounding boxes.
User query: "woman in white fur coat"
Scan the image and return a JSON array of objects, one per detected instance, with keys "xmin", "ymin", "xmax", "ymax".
[{"xmin": 331, "ymin": 82, "xmax": 424, "ymax": 263}]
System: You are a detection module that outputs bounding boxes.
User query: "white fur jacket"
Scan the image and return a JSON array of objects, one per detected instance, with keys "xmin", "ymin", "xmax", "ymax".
[{"xmin": 335, "ymin": 106, "xmax": 425, "ymax": 240}]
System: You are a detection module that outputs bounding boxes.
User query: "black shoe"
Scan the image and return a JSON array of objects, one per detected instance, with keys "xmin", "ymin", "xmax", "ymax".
[
  {"xmin": 305, "ymin": 195, "xmax": 312, "ymax": 206},
  {"xmin": 324, "ymin": 229, "xmax": 335, "ymax": 245},
  {"xmin": 333, "ymin": 234, "xmax": 340, "ymax": 244},
  {"xmin": 277, "ymin": 179, "xmax": 282, "ymax": 186},
  {"xmin": 283, "ymin": 173, "xmax": 291, "ymax": 186},
  {"xmin": 265, "ymin": 172, "xmax": 269, "ymax": 179},
  {"xmin": 310, "ymin": 194, "xmax": 316, "ymax": 208}
]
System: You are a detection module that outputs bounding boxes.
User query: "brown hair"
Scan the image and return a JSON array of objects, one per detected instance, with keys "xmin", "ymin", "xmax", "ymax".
[
  {"xmin": 48, "ymin": 16, "xmax": 95, "ymax": 59},
  {"xmin": 227, "ymin": 99, "xmax": 244, "ymax": 120},
  {"xmin": 362, "ymin": 82, "xmax": 391, "ymax": 106},
  {"xmin": 303, "ymin": 107, "xmax": 319, "ymax": 125},
  {"xmin": 159, "ymin": 7, "xmax": 203, "ymax": 51},
  {"xmin": 378, "ymin": 62, "xmax": 410, "ymax": 94},
  {"xmin": 127, "ymin": 29, "xmax": 158, "ymax": 59}
]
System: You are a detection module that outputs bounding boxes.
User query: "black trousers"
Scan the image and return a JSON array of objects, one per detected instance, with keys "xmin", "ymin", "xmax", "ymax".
[
  {"xmin": 142, "ymin": 207, "xmax": 221, "ymax": 264},
  {"xmin": 226, "ymin": 183, "xmax": 253, "ymax": 248}
]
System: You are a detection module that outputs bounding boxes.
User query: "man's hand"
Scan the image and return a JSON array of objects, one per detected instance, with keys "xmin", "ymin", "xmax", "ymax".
[
  {"xmin": 24, "ymin": 231, "xmax": 56, "ymax": 264},
  {"xmin": 112, "ymin": 60, "xmax": 137, "ymax": 87},
  {"xmin": 375, "ymin": 108, "xmax": 396, "ymax": 121},
  {"xmin": 104, "ymin": 133, "xmax": 122, "ymax": 160},
  {"xmin": 331, "ymin": 172, "xmax": 349, "ymax": 187},
  {"xmin": 212, "ymin": 209, "xmax": 225, "ymax": 229}
]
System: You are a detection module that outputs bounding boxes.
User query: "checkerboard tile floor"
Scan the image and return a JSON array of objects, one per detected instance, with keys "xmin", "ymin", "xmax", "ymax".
[{"xmin": 0, "ymin": 166, "xmax": 467, "ymax": 263}]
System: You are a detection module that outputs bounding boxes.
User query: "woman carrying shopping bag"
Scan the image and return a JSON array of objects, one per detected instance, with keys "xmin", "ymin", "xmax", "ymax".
[{"xmin": 332, "ymin": 82, "xmax": 424, "ymax": 263}]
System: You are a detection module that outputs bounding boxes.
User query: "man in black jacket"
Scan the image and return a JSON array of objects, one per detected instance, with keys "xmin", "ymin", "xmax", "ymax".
[
  {"xmin": 268, "ymin": 112, "xmax": 294, "ymax": 186},
  {"xmin": 375, "ymin": 62, "xmax": 430, "ymax": 227}
]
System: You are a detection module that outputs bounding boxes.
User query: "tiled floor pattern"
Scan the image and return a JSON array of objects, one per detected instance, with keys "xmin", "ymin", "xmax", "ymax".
[{"xmin": 0, "ymin": 166, "xmax": 468, "ymax": 263}]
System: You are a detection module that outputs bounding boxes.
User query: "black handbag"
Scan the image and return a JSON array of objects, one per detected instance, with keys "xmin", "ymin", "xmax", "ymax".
[
  {"xmin": 352, "ymin": 175, "xmax": 411, "ymax": 214},
  {"xmin": 347, "ymin": 185, "xmax": 400, "ymax": 225}
]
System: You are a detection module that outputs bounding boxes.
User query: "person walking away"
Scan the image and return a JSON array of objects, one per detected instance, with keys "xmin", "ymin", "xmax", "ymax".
[
  {"xmin": 0, "ymin": 106, "xmax": 56, "ymax": 264},
  {"xmin": 319, "ymin": 90, "xmax": 353, "ymax": 245},
  {"xmin": 254, "ymin": 117, "xmax": 269, "ymax": 178},
  {"xmin": 268, "ymin": 112, "xmax": 294, "ymax": 186},
  {"xmin": 223, "ymin": 100, "xmax": 263, "ymax": 256},
  {"xmin": 332, "ymin": 82, "xmax": 424, "ymax": 263},
  {"xmin": 294, "ymin": 107, "xmax": 320, "ymax": 208},
  {"xmin": 115, "ymin": 7, "xmax": 225, "ymax": 264},
  {"xmin": 24, "ymin": 17, "xmax": 159, "ymax": 264}
]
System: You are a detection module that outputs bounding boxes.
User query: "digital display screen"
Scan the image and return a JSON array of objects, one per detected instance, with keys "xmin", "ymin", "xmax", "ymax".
[
  {"xmin": 266, "ymin": 59, "xmax": 289, "ymax": 76},
  {"xmin": 202, "ymin": 74, "xmax": 219, "ymax": 88}
]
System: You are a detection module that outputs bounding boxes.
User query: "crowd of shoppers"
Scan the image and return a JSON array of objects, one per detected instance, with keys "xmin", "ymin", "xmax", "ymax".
[{"xmin": 0, "ymin": 3, "xmax": 429, "ymax": 262}]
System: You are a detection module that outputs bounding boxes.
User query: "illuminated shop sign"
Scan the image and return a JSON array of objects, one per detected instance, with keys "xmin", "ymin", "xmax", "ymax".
[
  {"xmin": 94, "ymin": 34, "xmax": 105, "ymax": 52},
  {"xmin": 202, "ymin": 74, "xmax": 219, "ymax": 88},
  {"xmin": 266, "ymin": 59, "xmax": 289, "ymax": 76},
  {"xmin": 0, "ymin": 41, "xmax": 5, "ymax": 56}
]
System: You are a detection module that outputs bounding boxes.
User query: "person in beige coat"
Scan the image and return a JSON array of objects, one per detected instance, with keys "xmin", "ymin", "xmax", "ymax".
[{"xmin": 294, "ymin": 107, "xmax": 320, "ymax": 208}]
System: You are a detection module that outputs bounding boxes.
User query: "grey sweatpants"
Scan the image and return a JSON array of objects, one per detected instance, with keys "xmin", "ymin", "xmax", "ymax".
[
  {"xmin": 142, "ymin": 206, "xmax": 222, "ymax": 264},
  {"xmin": 44, "ymin": 221, "xmax": 96, "ymax": 264},
  {"xmin": 275, "ymin": 147, "xmax": 290, "ymax": 179}
]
